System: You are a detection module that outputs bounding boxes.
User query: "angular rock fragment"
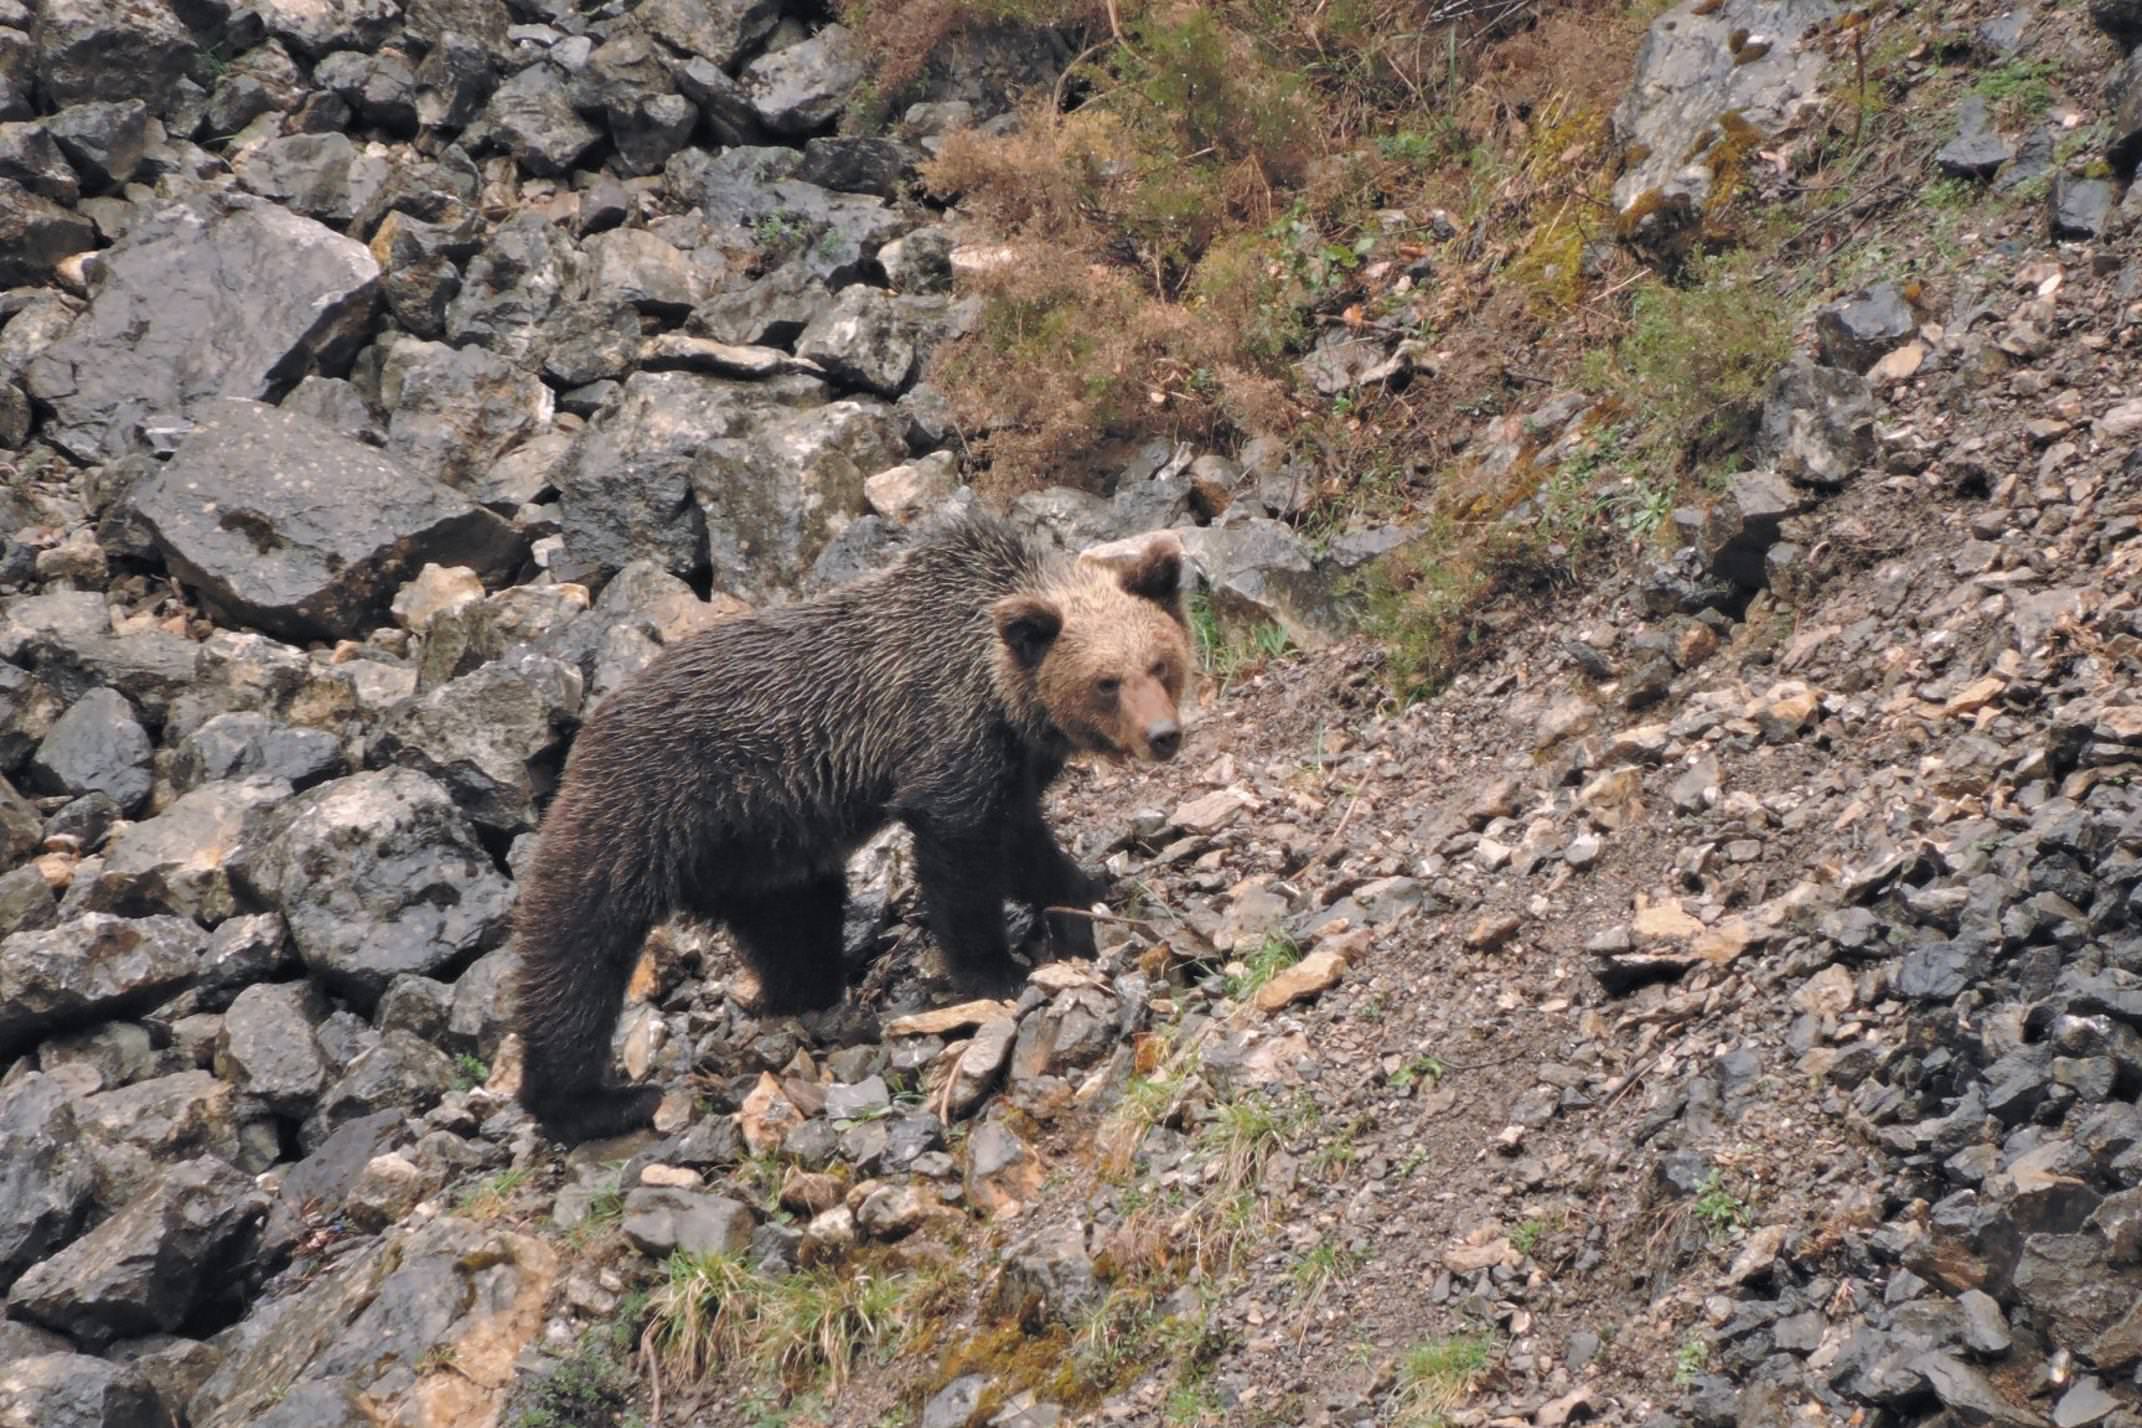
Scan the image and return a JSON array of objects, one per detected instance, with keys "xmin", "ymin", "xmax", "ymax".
[
  {"xmin": 6, "ymin": 1157, "xmax": 267, "ymax": 1346},
  {"xmin": 0, "ymin": 915, "xmax": 203, "ymax": 1059},
  {"xmin": 80, "ymin": 779, "xmax": 289, "ymax": 923},
  {"xmin": 27, "ymin": 195, "xmax": 380, "ymax": 463},
  {"xmin": 740, "ymin": 23, "xmax": 867, "ymax": 136},
  {"xmin": 0, "ymin": 1074, "xmax": 93, "ymax": 1293},
  {"xmin": 132, "ymin": 399, "xmax": 523, "ymax": 643},
  {"xmin": 25, "ymin": 686, "xmax": 152, "ymax": 815},
  {"xmin": 233, "ymin": 769, "xmax": 514, "ymax": 1007},
  {"xmin": 0, "ymin": 1353, "xmax": 164, "ymax": 1428}
]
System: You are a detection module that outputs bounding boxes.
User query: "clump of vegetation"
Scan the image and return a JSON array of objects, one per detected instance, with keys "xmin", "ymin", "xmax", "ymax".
[
  {"xmin": 1223, "ymin": 931, "xmax": 1303, "ymax": 1001},
  {"xmin": 641, "ymin": 1250, "xmax": 917, "ymax": 1391},
  {"xmin": 1692, "ymin": 1170, "xmax": 1753, "ymax": 1237},
  {"xmin": 1975, "ymin": 56, "xmax": 2058, "ymax": 121},
  {"xmin": 451, "ymin": 1053, "xmax": 489, "ymax": 1091},
  {"xmin": 456, "ymin": 1166, "xmax": 533, "ymax": 1221},
  {"xmin": 1188, "ymin": 593, "xmax": 1297, "ymax": 688},
  {"xmin": 1394, "ymin": 1331, "xmax": 1498, "ymax": 1426},
  {"xmin": 1672, "ymin": 1332, "xmax": 1712, "ymax": 1385},
  {"xmin": 1581, "ymin": 251, "xmax": 1792, "ymax": 478},
  {"xmin": 511, "ymin": 1319, "xmax": 642, "ymax": 1428}
]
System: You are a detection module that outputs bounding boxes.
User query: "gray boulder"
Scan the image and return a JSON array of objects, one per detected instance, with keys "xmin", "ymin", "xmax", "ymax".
[
  {"xmin": 0, "ymin": 1074, "xmax": 93, "ymax": 1294},
  {"xmin": 0, "ymin": 122, "xmax": 81, "ymax": 203},
  {"xmin": 246, "ymin": 0, "xmax": 398, "ymax": 57},
  {"xmin": 621, "ymin": 1187, "xmax": 754, "ymax": 1258},
  {"xmin": 690, "ymin": 261, "xmax": 832, "ymax": 347},
  {"xmin": 0, "ymin": 915, "xmax": 204, "ymax": 1060},
  {"xmin": 636, "ymin": 0, "xmax": 779, "ymax": 68},
  {"xmin": 1609, "ymin": 0, "xmax": 1839, "ymax": 252},
  {"xmin": 25, "ymin": 194, "xmax": 380, "ymax": 463},
  {"xmin": 6, "ymin": 1157, "xmax": 267, "ymax": 1346},
  {"xmin": 0, "ymin": 31, "xmax": 32, "ymax": 122},
  {"xmin": 30, "ymin": 0, "xmax": 197, "ymax": 117},
  {"xmin": 233, "ymin": 769, "xmax": 513, "ymax": 1008},
  {"xmin": 413, "ymin": 31, "xmax": 500, "ymax": 132},
  {"xmin": 698, "ymin": 399, "xmax": 908, "ymax": 601},
  {"xmin": 131, "ymin": 399, "xmax": 524, "ymax": 644},
  {"xmin": 2049, "ymin": 174, "xmax": 2116, "ymax": 241},
  {"xmin": 370, "ymin": 653, "xmax": 582, "ymax": 833},
  {"xmin": 740, "ymin": 23, "xmax": 867, "ymax": 136},
  {"xmin": 25, "ymin": 686, "xmax": 151, "ymax": 815},
  {"xmin": 472, "ymin": 62, "xmax": 602, "ymax": 176},
  {"xmin": 380, "ymin": 337, "xmax": 554, "ymax": 494},
  {"xmin": 556, "ymin": 368, "xmax": 824, "ymax": 586},
  {"xmin": 0, "ymin": 1353, "xmax": 163, "ymax": 1428},
  {"xmin": 75, "ymin": 1071, "xmax": 243, "ymax": 1207},
  {"xmin": 797, "ymin": 285, "xmax": 917, "ymax": 397},
  {"xmin": 443, "ymin": 211, "xmax": 583, "ymax": 368},
  {"xmin": 1814, "ymin": 283, "xmax": 1916, "ymax": 374},
  {"xmin": 305, "ymin": 1030, "xmax": 456, "ymax": 1148},
  {"xmin": 232, "ymin": 132, "xmax": 391, "ymax": 230},
  {"xmin": 186, "ymin": 1215, "xmax": 555, "ymax": 1428},
  {"xmin": 77, "ymin": 778, "xmax": 289, "ymax": 924},
  {"xmin": 584, "ymin": 226, "xmax": 709, "ymax": 317},
  {"xmin": 663, "ymin": 146, "xmax": 907, "ymax": 285},
  {"xmin": 171, "ymin": 712, "xmax": 343, "ymax": 794},
  {"xmin": 313, "ymin": 49, "xmax": 419, "ymax": 135},
  {"xmin": 42, "ymin": 99, "xmax": 147, "ymax": 192},
  {"xmin": 1699, "ymin": 470, "xmax": 1809, "ymax": 588},
  {"xmin": 1752, "ymin": 357, "xmax": 1874, "ymax": 487},
  {"xmin": 0, "ymin": 178, "xmax": 96, "ymax": 287},
  {"xmin": 1178, "ymin": 519, "xmax": 1350, "ymax": 649},
  {"xmin": 0, "ymin": 592, "xmax": 198, "ymax": 726},
  {"xmin": 214, "ymin": 982, "xmax": 329, "ymax": 1115},
  {"xmin": 1937, "ymin": 95, "xmax": 2011, "ymax": 180},
  {"xmin": 798, "ymin": 135, "xmax": 922, "ymax": 198}
]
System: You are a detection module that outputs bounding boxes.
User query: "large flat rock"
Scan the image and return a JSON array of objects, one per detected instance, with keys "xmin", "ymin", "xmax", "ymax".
[
  {"xmin": 131, "ymin": 399, "xmax": 524, "ymax": 643},
  {"xmin": 25, "ymin": 194, "xmax": 380, "ymax": 463}
]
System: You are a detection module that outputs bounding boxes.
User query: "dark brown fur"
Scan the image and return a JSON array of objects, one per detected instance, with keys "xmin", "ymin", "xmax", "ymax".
[{"xmin": 512, "ymin": 512, "xmax": 1190, "ymax": 1143}]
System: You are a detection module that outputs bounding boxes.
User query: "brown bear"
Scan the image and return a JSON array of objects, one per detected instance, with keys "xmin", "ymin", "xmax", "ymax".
[{"xmin": 511, "ymin": 512, "xmax": 1191, "ymax": 1144}]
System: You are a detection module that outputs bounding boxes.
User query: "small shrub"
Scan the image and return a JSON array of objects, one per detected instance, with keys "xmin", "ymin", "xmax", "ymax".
[
  {"xmin": 451, "ymin": 1054, "xmax": 489, "ymax": 1092},
  {"xmin": 511, "ymin": 1327, "xmax": 637, "ymax": 1428},
  {"xmin": 1389, "ymin": 1053, "xmax": 1446, "ymax": 1092},
  {"xmin": 1692, "ymin": 1171, "xmax": 1752, "ymax": 1237},
  {"xmin": 1581, "ymin": 252, "xmax": 1792, "ymax": 477}
]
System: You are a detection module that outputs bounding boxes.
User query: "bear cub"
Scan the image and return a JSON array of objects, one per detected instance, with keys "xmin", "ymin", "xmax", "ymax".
[{"xmin": 512, "ymin": 512, "xmax": 1192, "ymax": 1144}]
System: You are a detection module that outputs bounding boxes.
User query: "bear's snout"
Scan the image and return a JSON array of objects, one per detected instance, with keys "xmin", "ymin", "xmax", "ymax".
[{"xmin": 1145, "ymin": 719, "xmax": 1181, "ymax": 761}]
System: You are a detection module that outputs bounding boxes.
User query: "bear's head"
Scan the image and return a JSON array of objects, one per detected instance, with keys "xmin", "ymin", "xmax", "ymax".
[{"xmin": 994, "ymin": 532, "xmax": 1192, "ymax": 763}]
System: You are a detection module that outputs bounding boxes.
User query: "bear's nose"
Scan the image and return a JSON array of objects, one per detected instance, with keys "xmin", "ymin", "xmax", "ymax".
[{"xmin": 1146, "ymin": 720, "xmax": 1181, "ymax": 761}]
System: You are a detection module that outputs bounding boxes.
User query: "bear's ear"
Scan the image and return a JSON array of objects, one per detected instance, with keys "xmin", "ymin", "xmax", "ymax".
[
  {"xmin": 1116, "ymin": 531, "xmax": 1184, "ymax": 605},
  {"xmin": 993, "ymin": 594, "xmax": 1064, "ymax": 669}
]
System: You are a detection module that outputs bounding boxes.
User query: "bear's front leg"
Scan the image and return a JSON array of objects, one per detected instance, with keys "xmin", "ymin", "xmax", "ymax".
[
  {"xmin": 909, "ymin": 818, "xmax": 1025, "ymax": 1000},
  {"xmin": 1008, "ymin": 806, "xmax": 1102, "ymax": 960}
]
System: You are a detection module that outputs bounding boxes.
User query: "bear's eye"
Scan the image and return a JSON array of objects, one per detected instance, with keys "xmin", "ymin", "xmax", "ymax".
[
  {"xmin": 1096, "ymin": 677, "xmax": 1121, "ymax": 698},
  {"xmin": 1148, "ymin": 660, "xmax": 1167, "ymax": 679}
]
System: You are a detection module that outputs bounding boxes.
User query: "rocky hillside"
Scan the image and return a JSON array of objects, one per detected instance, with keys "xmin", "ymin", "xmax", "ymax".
[{"xmin": 2, "ymin": 0, "xmax": 2142, "ymax": 1426}]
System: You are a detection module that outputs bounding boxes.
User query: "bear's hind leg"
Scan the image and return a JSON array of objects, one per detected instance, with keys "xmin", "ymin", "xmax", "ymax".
[{"xmin": 720, "ymin": 871, "xmax": 851, "ymax": 1015}]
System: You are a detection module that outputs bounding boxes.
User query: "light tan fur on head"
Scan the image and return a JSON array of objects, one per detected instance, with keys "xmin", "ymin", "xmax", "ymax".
[{"xmin": 992, "ymin": 532, "xmax": 1191, "ymax": 763}]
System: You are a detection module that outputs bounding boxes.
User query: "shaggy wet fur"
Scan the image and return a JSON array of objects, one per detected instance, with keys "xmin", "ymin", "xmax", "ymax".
[{"xmin": 512, "ymin": 513, "xmax": 1190, "ymax": 1144}]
